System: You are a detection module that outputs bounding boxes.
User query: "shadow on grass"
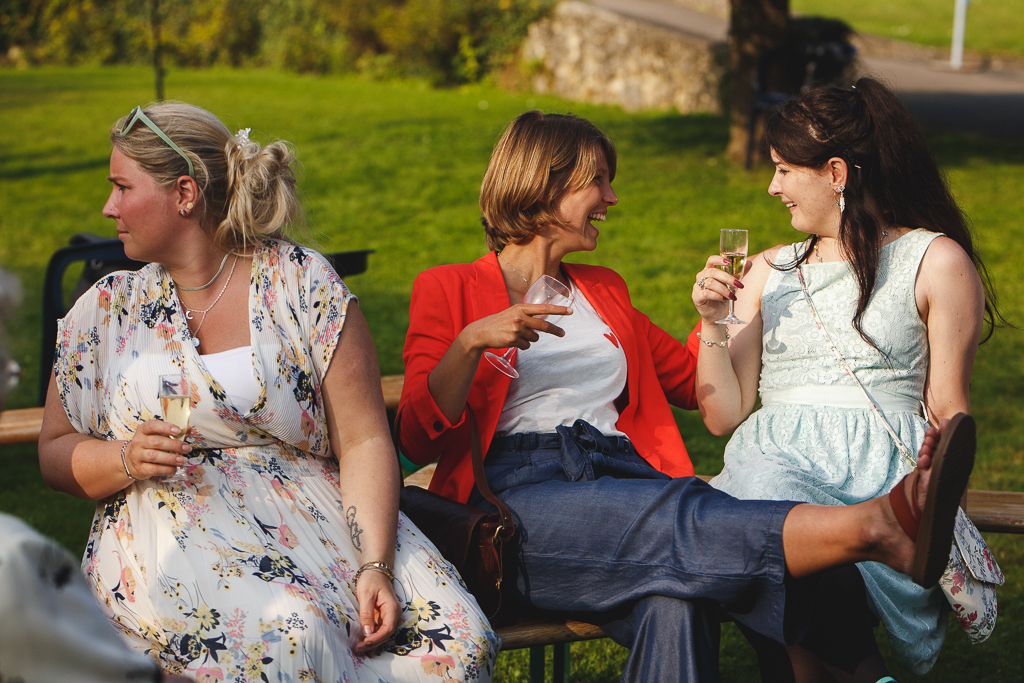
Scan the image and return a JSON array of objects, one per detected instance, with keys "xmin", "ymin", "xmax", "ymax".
[
  {"xmin": 606, "ymin": 113, "xmax": 729, "ymax": 156},
  {"xmin": 0, "ymin": 157, "xmax": 110, "ymax": 180},
  {"xmin": 904, "ymin": 93, "xmax": 1024, "ymax": 144},
  {"xmin": 925, "ymin": 126, "xmax": 1024, "ymax": 167}
]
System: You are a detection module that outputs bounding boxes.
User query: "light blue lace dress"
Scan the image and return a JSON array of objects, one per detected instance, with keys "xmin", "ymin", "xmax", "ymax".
[{"xmin": 711, "ymin": 229, "xmax": 948, "ymax": 674}]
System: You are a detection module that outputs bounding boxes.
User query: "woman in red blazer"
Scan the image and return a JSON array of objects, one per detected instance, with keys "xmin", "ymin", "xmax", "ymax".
[{"xmin": 397, "ymin": 111, "xmax": 974, "ymax": 683}]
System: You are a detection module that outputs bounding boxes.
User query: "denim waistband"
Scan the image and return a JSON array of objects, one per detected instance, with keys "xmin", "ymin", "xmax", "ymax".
[
  {"xmin": 491, "ymin": 425, "xmax": 632, "ymax": 454},
  {"xmin": 488, "ymin": 420, "xmax": 652, "ymax": 485}
]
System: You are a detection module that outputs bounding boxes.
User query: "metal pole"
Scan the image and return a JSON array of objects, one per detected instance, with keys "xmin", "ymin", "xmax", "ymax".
[
  {"xmin": 151, "ymin": 0, "xmax": 165, "ymax": 101},
  {"xmin": 950, "ymin": 0, "xmax": 969, "ymax": 69}
]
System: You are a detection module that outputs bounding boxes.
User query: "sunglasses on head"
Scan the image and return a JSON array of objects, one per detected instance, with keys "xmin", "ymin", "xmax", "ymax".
[{"xmin": 120, "ymin": 106, "xmax": 195, "ymax": 178}]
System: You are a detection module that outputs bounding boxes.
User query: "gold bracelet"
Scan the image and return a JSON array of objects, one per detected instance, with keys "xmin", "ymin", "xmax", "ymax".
[
  {"xmin": 119, "ymin": 441, "xmax": 140, "ymax": 482},
  {"xmin": 354, "ymin": 561, "xmax": 395, "ymax": 587},
  {"xmin": 695, "ymin": 330, "xmax": 730, "ymax": 348}
]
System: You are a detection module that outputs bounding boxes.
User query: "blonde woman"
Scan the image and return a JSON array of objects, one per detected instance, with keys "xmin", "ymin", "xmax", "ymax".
[{"xmin": 39, "ymin": 103, "xmax": 498, "ymax": 682}]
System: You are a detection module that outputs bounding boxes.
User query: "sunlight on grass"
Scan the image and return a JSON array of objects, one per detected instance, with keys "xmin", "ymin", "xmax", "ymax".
[
  {"xmin": 792, "ymin": 0, "xmax": 1024, "ymax": 57},
  {"xmin": 1, "ymin": 67, "xmax": 1022, "ymax": 681}
]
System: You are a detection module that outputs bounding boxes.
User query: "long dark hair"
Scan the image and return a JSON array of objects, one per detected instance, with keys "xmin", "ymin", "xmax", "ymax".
[{"xmin": 765, "ymin": 76, "xmax": 1003, "ymax": 344}]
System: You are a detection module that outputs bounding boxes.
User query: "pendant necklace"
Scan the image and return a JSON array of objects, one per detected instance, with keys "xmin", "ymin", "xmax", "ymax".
[
  {"xmin": 177, "ymin": 255, "xmax": 238, "ymax": 348},
  {"xmin": 497, "ymin": 250, "xmax": 531, "ymax": 285}
]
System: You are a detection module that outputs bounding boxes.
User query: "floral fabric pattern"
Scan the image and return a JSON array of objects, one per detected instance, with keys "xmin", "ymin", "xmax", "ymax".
[
  {"xmin": 55, "ymin": 240, "xmax": 498, "ymax": 682},
  {"xmin": 938, "ymin": 508, "xmax": 1004, "ymax": 643},
  {"xmin": 711, "ymin": 229, "xmax": 950, "ymax": 675}
]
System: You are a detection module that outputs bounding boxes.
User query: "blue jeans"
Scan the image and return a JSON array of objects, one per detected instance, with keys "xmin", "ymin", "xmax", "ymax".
[{"xmin": 472, "ymin": 421, "xmax": 807, "ymax": 683}]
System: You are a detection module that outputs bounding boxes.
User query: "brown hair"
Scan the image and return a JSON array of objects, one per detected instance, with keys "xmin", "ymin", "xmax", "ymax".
[
  {"xmin": 765, "ymin": 77, "xmax": 1003, "ymax": 343},
  {"xmin": 111, "ymin": 102, "xmax": 302, "ymax": 253},
  {"xmin": 480, "ymin": 111, "xmax": 617, "ymax": 251}
]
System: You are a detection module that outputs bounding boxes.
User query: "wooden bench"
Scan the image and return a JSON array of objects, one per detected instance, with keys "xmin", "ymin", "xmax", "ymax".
[{"xmin": 4, "ymin": 375, "xmax": 1023, "ymax": 683}]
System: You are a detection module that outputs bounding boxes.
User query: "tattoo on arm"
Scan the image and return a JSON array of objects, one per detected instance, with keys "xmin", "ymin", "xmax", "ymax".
[{"xmin": 345, "ymin": 505, "xmax": 364, "ymax": 552}]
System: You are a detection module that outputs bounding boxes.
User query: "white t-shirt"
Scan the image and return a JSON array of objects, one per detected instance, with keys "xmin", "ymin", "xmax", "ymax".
[
  {"xmin": 496, "ymin": 281, "xmax": 628, "ymax": 436},
  {"xmin": 201, "ymin": 346, "xmax": 262, "ymax": 414}
]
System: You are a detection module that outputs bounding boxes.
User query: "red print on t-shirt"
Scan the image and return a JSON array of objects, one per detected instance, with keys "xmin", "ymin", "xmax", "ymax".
[{"xmin": 604, "ymin": 333, "xmax": 619, "ymax": 348}]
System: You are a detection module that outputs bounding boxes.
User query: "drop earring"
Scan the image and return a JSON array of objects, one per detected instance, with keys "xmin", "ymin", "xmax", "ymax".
[{"xmin": 835, "ymin": 185, "xmax": 846, "ymax": 213}]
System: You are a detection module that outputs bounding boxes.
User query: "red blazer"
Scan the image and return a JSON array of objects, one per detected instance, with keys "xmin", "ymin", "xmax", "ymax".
[{"xmin": 399, "ymin": 251, "xmax": 702, "ymax": 503}]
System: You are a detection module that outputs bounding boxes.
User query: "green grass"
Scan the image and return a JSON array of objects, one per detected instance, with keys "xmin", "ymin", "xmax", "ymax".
[
  {"xmin": 1, "ymin": 66, "xmax": 1023, "ymax": 681},
  {"xmin": 793, "ymin": 0, "xmax": 1024, "ymax": 58}
]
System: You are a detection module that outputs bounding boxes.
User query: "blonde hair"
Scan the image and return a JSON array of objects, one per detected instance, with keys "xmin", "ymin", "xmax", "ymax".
[
  {"xmin": 480, "ymin": 111, "xmax": 617, "ymax": 251},
  {"xmin": 110, "ymin": 102, "xmax": 302, "ymax": 252}
]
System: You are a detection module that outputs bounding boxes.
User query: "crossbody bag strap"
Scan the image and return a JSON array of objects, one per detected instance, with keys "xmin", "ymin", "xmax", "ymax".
[
  {"xmin": 393, "ymin": 405, "xmax": 516, "ymax": 539},
  {"xmin": 795, "ymin": 268, "xmax": 917, "ymax": 469},
  {"xmin": 467, "ymin": 406, "xmax": 516, "ymax": 538}
]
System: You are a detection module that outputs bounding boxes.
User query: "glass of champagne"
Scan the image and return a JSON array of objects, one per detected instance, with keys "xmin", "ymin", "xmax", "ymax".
[
  {"xmin": 716, "ymin": 229, "xmax": 748, "ymax": 325},
  {"xmin": 484, "ymin": 274, "xmax": 574, "ymax": 379},
  {"xmin": 158, "ymin": 373, "xmax": 192, "ymax": 484}
]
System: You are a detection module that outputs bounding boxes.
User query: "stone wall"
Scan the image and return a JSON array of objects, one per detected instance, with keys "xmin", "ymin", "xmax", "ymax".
[{"xmin": 522, "ymin": 1, "xmax": 727, "ymax": 114}]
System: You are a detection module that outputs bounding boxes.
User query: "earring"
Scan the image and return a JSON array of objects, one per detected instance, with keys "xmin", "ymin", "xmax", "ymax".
[
  {"xmin": 179, "ymin": 209, "xmax": 186, "ymax": 216},
  {"xmin": 835, "ymin": 185, "xmax": 846, "ymax": 213},
  {"xmin": 186, "ymin": 202, "xmax": 194, "ymax": 211}
]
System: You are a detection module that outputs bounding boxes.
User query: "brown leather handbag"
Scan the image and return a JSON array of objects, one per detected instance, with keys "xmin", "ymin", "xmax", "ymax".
[{"xmin": 395, "ymin": 407, "xmax": 519, "ymax": 626}]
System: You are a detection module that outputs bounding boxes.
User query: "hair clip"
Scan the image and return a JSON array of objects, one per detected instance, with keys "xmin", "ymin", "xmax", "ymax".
[{"xmin": 236, "ymin": 127, "xmax": 251, "ymax": 149}]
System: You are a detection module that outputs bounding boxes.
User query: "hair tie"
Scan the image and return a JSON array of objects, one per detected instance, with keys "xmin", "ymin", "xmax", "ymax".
[{"xmin": 235, "ymin": 127, "xmax": 251, "ymax": 150}]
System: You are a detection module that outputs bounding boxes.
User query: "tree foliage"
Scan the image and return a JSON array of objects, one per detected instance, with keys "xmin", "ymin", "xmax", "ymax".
[{"xmin": 0, "ymin": 0, "xmax": 554, "ymax": 83}]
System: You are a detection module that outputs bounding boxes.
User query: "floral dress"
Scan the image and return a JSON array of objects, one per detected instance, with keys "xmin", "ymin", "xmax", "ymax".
[{"xmin": 55, "ymin": 240, "xmax": 498, "ymax": 683}]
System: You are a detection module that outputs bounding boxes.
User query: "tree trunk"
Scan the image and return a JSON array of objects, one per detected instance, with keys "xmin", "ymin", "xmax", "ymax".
[{"xmin": 725, "ymin": 0, "xmax": 789, "ymax": 165}]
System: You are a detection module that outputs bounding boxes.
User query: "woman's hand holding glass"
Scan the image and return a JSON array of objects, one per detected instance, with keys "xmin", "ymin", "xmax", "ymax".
[
  {"xmin": 121, "ymin": 419, "xmax": 192, "ymax": 481},
  {"xmin": 692, "ymin": 254, "xmax": 747, "ymax": 324},
  {"xmin": 460, "ymin": 302, "xmax": 572, "ymax": 366},
  {"xmin": 484, "ymin": 275, "xmax": 574, "ymax": 378}
]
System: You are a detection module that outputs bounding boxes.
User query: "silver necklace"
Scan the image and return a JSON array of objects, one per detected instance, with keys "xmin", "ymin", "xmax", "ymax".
[
  {"xmin": 814, "ymin": 228, "xmax": 889, "ymax": 263},
  {"xmin": 177, "ymin": 256, "xmax": 238, "ymax": 348},
  {"xmin": 176, "ymin": 253, "xmax": 230, "ymax": 291},
  {"xmin": 497, "ymin": 250, "xmax": 531, "ymax": 285}
]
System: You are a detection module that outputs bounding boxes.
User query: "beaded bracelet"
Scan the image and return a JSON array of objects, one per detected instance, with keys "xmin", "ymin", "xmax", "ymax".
[
  {"xmin": 354, "ymin": 561, "xmax": 395, "ymax": 587},
  {"xmin": 119, "ymin": 441, "xmax": 140, "ymax": 482},
  {"xmin": 695, "ymin": 329, "xmax": 731, "ymax": 348}
]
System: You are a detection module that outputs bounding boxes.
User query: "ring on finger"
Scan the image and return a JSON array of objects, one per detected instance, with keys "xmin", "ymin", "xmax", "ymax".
[{"xmin": 697, "ymin": 277, "xmax": 707, "ymax": 290}]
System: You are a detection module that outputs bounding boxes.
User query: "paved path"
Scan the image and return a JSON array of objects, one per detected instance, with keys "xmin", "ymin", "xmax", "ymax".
[{"xmin": 589, "ymin": 0, "xmax": 1024, "ymax": 139}]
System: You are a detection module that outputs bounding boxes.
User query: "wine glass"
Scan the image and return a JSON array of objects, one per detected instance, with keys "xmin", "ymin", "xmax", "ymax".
[
  {"xmin": 158, "ymin": 373, "xmax": 192, "ymax": 484},
  {"xmin": 485, "ymin": 275, "xmax": 574, "ymax": 379},
  {"xmin": 716, "ymin": 229, "xmax": 748, "ymax": 325}
]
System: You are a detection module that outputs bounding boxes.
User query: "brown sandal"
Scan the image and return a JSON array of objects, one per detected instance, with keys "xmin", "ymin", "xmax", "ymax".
[{"xmin": 889, "ymin": 413, "xmax": 976, "ymax": 588}]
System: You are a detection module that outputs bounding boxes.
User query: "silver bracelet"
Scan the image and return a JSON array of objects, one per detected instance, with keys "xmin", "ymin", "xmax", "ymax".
[
  {"xmin": 695, "ymin": 329, "xmax": 730, "ymax": 348},
  {"xmin": 119, "ymin": 441, "xmax": 140, "ymax": 482},
  {"xmin": 354, "ymin": 560, "xmax": 395, "ymax": 587}
]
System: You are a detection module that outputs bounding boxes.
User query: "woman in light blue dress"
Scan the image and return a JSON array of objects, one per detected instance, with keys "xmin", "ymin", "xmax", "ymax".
[{"xmin": 691, "ymin": 78, "xmax": 1002, "ymax": 680}]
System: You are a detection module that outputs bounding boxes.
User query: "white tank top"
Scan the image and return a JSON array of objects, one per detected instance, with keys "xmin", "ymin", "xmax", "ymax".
[
  {"xmin": 200, "ymin": 346, "xmax": 262, "ymax": 415},
  {"xmin": 496, "ymin": 281, "xmax": 628, "ymax": 436}
]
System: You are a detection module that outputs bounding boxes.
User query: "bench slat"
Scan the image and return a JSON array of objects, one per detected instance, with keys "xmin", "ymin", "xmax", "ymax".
[
  {"xmin": 496, "ymin": 619, "xmax": 606, "ymax": 650},
  {"xmin": 966, "ymin": 490, "xmax": 1024, "ymax": 534},
  {"xmin": 0, "ymin": 406, "xmax": 44, "ymax": 446}
]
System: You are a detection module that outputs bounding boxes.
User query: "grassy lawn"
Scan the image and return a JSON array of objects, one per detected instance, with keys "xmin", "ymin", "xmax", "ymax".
[
  {"xmin": 792, "ymin": 0, "xmax": 1024, "ymax": 58},
  {"xmin": 1, "ymin": 66, "xmax": 1023, "ymax": 680}
]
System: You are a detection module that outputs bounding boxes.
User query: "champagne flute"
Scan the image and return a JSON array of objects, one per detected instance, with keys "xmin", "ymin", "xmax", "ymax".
[
  {"xmin": 716, "ymin": 229, "xmax": 748, "ymax": 325},
  {"xmin": 158, "ymin": 373, "xmax": 192, "ymax": 484},
  {"xmin": 485, "ymin": 274, "xmax": 574, "ymax": 379}
]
